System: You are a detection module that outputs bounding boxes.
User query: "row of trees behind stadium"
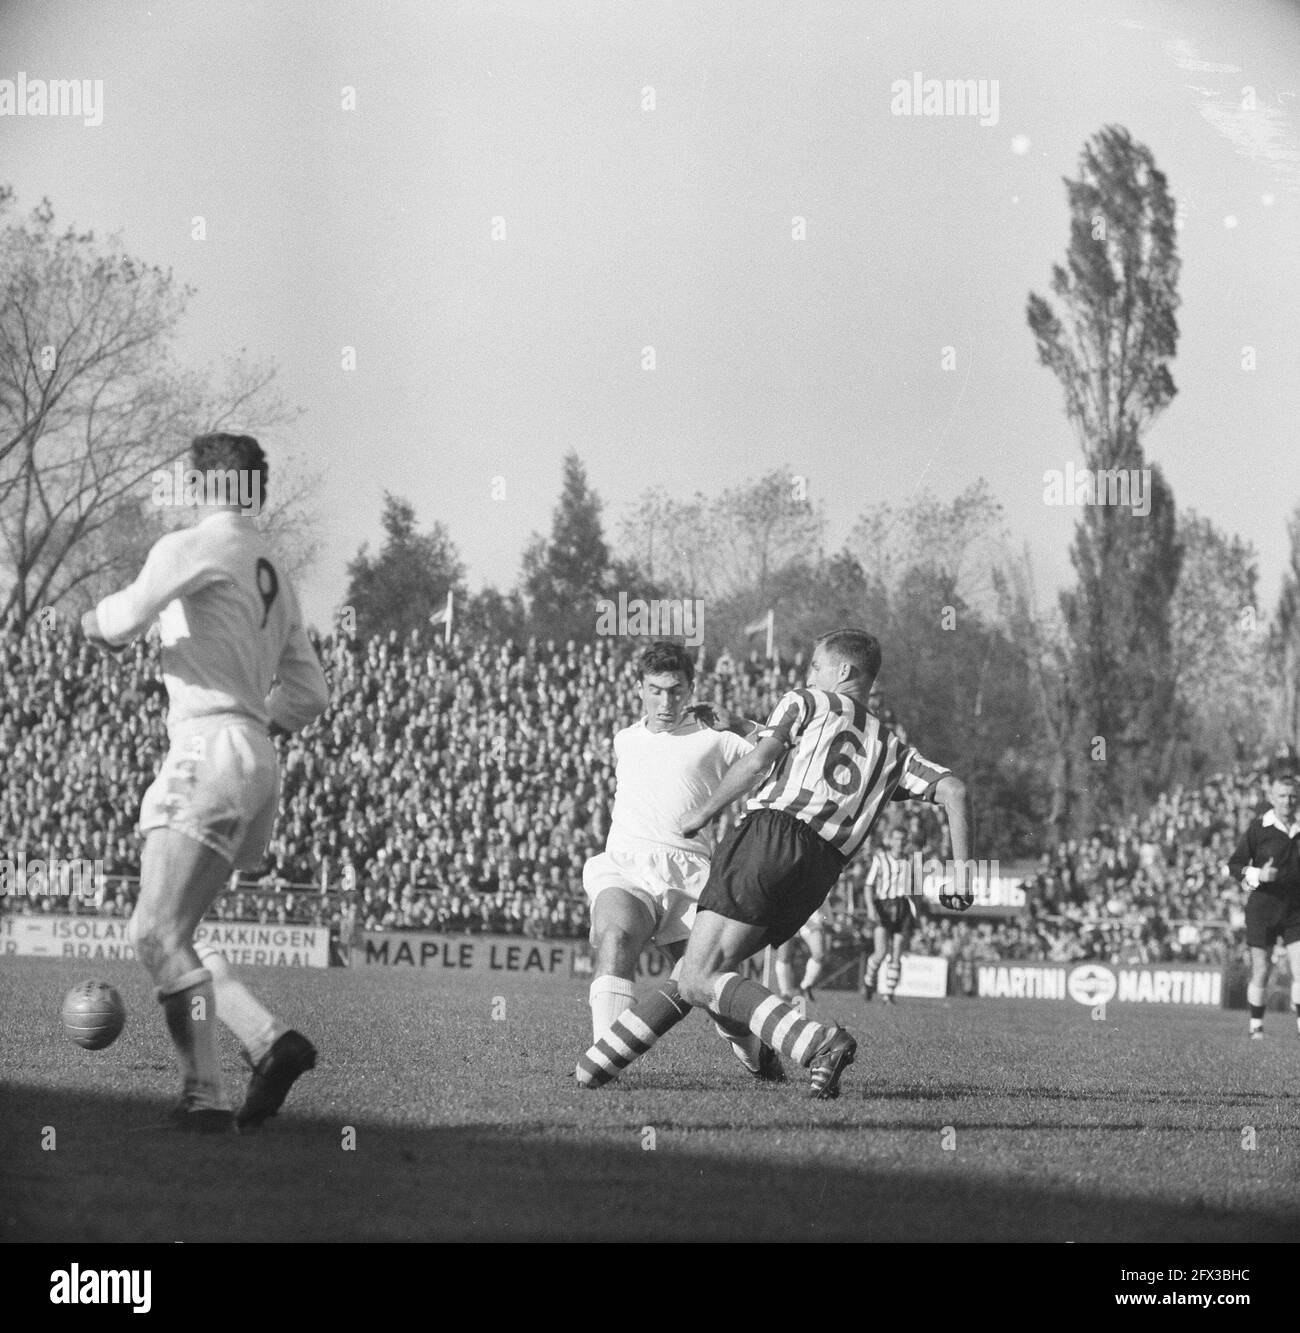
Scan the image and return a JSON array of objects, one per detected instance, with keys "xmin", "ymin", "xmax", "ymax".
[{"xmin": 2, "ymin": 129, "xmax": 1297, "ymax": 851}]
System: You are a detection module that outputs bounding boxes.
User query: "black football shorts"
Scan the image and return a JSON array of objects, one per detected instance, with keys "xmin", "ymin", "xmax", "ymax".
[
  {"xmin": 1245, "ymin": 887, "xmax": 1300, "ymax": 950},
  {"xmin": 874, "ymin": 896, "xmax": 919, "ymax": 936},
  {"xmin": 698, "ymin": 808, "xmax": 847, "ymax": 948}
]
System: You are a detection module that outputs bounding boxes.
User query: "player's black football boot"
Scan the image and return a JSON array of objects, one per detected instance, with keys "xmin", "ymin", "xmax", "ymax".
[
  {"xmin": 807, "ymin": 1025, "xmax": 856, "ymax": 1100},
  {"xmin": 168, "ymin": 1097, "xmax": 236, "ymax": 1134},
  {"xmin": 799, "ymin": 985, "xmax": 817, "ymax": 1005},
  {"xmin": 236, "ymin": 1030, "xmax": 317, "ymax": 1131}
]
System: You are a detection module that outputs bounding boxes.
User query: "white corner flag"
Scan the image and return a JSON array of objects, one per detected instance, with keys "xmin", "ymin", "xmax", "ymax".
[
  {"xmin": 743, "ymin": 608, "xmax": 775, "ymax": 660},
  {"xmin": 429, "ymin": 589, "xmax": 454, "ymax": 643}
]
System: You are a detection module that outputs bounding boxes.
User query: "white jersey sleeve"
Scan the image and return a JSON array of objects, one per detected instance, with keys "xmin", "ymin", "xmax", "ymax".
[
  {"xmin": 93, "ymin": 512, "xmax": 329, "ymax": 736},
  {"xmin": 95, "ymin": 528, "xmax": 222, "ymax": 645}
]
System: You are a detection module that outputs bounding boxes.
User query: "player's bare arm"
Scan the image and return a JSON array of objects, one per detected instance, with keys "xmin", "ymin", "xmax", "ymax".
[
  {"xmin": 936, "ymin": 773, "xmax": 972, "ymax": 865},
  {"xmin": 678, "ymin": 726, "xmax": 791, "ymax": 838}
]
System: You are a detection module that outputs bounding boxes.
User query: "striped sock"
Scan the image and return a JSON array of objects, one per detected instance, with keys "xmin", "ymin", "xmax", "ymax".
[
  {"xmin": 708, "ymin": 1008, "xmax": 763, "ymax": 1072},
  {"xmin": 882, "ymin": 960, "xmax": 901, "ymax": 997},
  {"xmin": 575, "ymin": 982, "xmax": 692, "ymax": 1087},
  {"xmin": 714, "ymin": 973, "xmax": 830, "ymax": 1068}
]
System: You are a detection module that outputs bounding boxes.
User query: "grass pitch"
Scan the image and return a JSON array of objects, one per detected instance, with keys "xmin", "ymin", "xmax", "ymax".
[{"xmin": 3, "ymin": 954, "xmax": 1299, "ymax": 1243}]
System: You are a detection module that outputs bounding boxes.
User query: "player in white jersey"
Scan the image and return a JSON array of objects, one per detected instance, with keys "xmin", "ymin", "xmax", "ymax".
[
  {"xmin": 81, "ymin": 434, "xmax": 330, "ymax": 1133},
  {"xmin": 582, "ymin": 641, "xmax": 783, "ymax": 1080},
  {"xmin": 862, "ymin": 826, "xmax": 919, "ymax": 1002},
  {"xmin": 577, "ymin": 628, "xmax": 973, "ymax": 1098},
  {"xmin": 773, "ymin": 905, "xmax": 829, "ymax": 1003}
]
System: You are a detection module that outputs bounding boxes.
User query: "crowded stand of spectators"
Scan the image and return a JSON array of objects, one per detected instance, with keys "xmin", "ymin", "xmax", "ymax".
[{"xmin": 1, "ymin": 614, "xmax": 1290, "ymax": 971}]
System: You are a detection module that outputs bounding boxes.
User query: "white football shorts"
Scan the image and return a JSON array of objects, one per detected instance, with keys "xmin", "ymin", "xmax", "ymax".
[
  {"xmin": 582, "ymin": 829, "xmax": 711, "ymax": 949},
  {"xmin": 139, "ymin": 715, "xmax": 279, "ymax": 870}
]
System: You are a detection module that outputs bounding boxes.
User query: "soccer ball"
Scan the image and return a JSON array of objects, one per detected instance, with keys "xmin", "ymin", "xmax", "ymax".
[{"xmin": 61, "ymin": 980, "xmax": 126, "ymax": 1050}]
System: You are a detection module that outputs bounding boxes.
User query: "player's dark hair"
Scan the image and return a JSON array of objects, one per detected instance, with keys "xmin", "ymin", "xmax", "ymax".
[
  {"xmin": 1267, "ymin": 761, "xmax": 1300, "ymax": 785},
  {"xmin": 816, "ymin": 627, "xmax": 881, "ymax": 684},
  {"xmin": 189, "ymin": 433, "xmax": 268, "ymax": 505},
  {"xmin": 637, "ymin": 640, "xmax": 694, "ymax": 686}
]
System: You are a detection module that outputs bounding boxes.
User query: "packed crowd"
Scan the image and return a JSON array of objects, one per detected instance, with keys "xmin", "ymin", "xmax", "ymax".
[{"xmin": 0, "ymin": 616, "xmax": 1286, "ymax": 968}]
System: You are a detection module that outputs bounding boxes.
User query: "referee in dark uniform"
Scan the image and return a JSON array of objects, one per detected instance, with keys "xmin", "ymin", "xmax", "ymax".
[{"xmin": 1227, "ymin": 767, "xmax": 1300, "ymax": 1039}]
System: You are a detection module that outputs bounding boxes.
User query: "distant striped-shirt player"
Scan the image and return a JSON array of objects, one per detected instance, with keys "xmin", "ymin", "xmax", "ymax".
[
  {"xmin": 862, "ymin": 827, "xmax": 921, "ymax": 1002},
  {"xmin": 81, "ymin": 433, "xmax": 330, "ymax": 1133},
  {"xmin": 576, "ymin": 627, "xmax": 974, "ymax": 1099}
]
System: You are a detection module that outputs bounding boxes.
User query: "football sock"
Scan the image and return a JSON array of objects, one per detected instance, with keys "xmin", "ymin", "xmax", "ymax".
[
  {"xmin": 576, "ymin": 981, "xmax": 692, "ymax": 1087},
  {"xmin": 589, "ymin": 974, "xmax": 636, "ymax": 1042},
  {"xmin": 1246, "ymin": 984, "xmax": 1266, "ymax": 1009},
  {"xmin": 196, "ymin": 942, "xmax": 285, "ymax": 1066},
  {"xmin": 882, "ymin": 960, "xmax": 901, "ymax": 997},
  {"xmin": 157, "ymin": 967, "xmax": 228, "ymax": 1110},
  {"xmin": 713, "ymin": 973, "xmax": 831, "ymax": 1067},
  {"xmin": 774, "ymin": 960, "xmax": 797, "ymax": 997},
  {"xmin": 864, "ymin": 956, "xmax": 883, "ymax": 987},
  {"xmin": 800, "ymin": 957, "xmax": 824, "ymax": 992},
  {"xmin": 708, "ymin": 1009, "xmax": 764, "ymax": 1072}
]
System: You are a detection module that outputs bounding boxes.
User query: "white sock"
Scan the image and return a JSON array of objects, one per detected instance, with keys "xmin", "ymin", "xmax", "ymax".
[
  {"xmin": 589, "ymin": 975, "xmax": 636, "ymax": 1042},
  {"xmin": 774, "ymin": 961, "xmax": 796, "ymax": 996},
  {"xmin": 196, "ymin": 943, "xmax": 284, "ymax": 1066},
  {"xmin": 158, "ymin": 968, "xmax": 228, "ymax": 1110},
  {"xmin": 800, "ymin": 958, "xmax": 823, "ymax": 991}
]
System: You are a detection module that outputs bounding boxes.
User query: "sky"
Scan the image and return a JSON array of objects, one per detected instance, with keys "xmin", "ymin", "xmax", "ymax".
[{"xmin": 2, "ymin": 0, "xmax": 1297, "ymax": 632}]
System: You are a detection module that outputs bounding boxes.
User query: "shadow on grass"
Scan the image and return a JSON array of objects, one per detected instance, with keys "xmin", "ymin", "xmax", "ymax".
[{"xmin": 3, "ymin": 1083, "xmax": 1297, "ymax": 1243}]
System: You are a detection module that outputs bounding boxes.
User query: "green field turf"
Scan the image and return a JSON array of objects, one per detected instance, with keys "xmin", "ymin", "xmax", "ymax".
[{"xmin": 2, "ymin": 954, "xmax": 1299, "ymax": 1242}]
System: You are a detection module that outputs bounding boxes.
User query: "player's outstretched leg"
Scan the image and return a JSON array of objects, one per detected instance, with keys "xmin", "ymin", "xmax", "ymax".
[
  {"xmin": 195, "ymin": 943, "xmax": 316, "ymax": 1130},
  {"xmin": 711, "ymin": 974, "xmax": 856, "ymax": 1100},
  {"xmin": 575, "ymin": 981, "xmax": 693, "ymax": 1087}
]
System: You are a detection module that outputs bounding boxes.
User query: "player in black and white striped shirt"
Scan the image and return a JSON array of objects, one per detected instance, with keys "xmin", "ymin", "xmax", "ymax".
[
  {"xmin": 576, "ymin": 627, "xmax": 973, "ymax": 1099},
  {"xmin": 862, "ymin": 827, "xmax": 918, "ymax": 1002}
]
